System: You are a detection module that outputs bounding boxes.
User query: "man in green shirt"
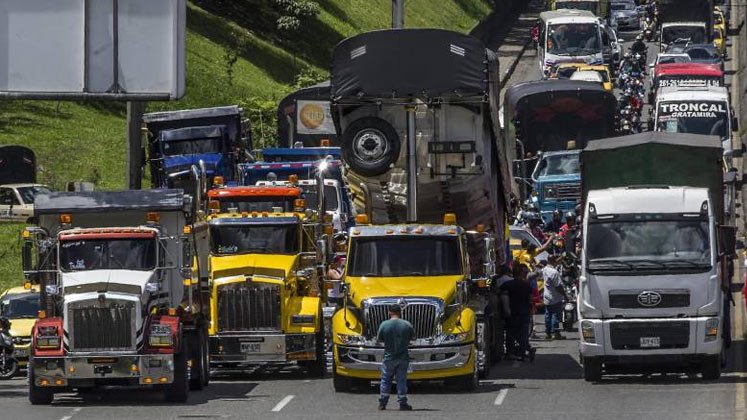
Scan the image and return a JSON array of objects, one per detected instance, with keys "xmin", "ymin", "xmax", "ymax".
[{"xmin": 376, "ymin": 304, "xmax": 414, "ymax": 411}]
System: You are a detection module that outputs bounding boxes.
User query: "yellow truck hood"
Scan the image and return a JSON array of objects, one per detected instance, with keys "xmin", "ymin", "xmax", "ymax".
[
  {"xmin": 8, "ymin": 318, "xmax": 35, "ymax": 338},
  {"xmin": 211, "ymin": 254, "xmax": 297, "ymax": 280},
  {"xmin": 346, "ymin": 275, "xmax": 463, "ymax": 307}
]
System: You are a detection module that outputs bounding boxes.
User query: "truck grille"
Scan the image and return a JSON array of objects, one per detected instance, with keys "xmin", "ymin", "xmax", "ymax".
[
  {"xmin": 70, "ymin": 304, "xmax": 135, "ymax": 351},
  {"xmin": 217, "ymin": 282, "xmax": 281, "ymax": 332},
  {"xmin": 609, "ymin": 321, "xmax": 690, "ymax": 350},
  {"xmin": 363, "ymin": 299, "xmax": 439, "ymax": 340},
  {"xmin": 609, "ymin": 290, "xmax": 690, "ymax": 309},
  {"xmin": 546, "ymin": 183, "xmax": 581, "ymax": 200}
]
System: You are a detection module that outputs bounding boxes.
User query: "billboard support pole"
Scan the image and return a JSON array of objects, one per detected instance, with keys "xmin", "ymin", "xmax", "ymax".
[
  {"xmin": 126, "ymin": 101, "xmax": 145, "ymax": 190},
  {"xmin": 392, "ymin": 0, "xmax": 404, "ymax": 29}
]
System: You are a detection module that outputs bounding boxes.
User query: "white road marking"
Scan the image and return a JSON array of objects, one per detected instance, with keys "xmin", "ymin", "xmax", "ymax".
[
  {"xmin": 494, "ymin": 389, "xmax": 509, "ymax": 406},
  {"xmin": 271, "ymin": 395, "xmax": 295, "ymax": 412},
  {"xmin": 58, "ymin": 408, "xmax": 82, "ymax": 420}
]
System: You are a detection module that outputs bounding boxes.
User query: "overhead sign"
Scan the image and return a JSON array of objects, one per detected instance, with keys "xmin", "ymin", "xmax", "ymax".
[
  {"xmin": 0, "ymin": 0, "xmax": 185, "ymax": 100},
  {"xmin": 296, "ymin": 100, "xmax": 336, "ymax": 135}
]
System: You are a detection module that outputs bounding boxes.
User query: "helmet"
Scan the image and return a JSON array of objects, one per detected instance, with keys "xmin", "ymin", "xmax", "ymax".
[
  {"xmin": 565, "ymin": 211, "xmax": 575, "ymax": 220},
  {"xmin": 636, "ymin": 34, "xmax": 643, "ymax": 41},
  {"xmin": 624, "ymin": 52, "xmax": 631, "ymax": 59}
]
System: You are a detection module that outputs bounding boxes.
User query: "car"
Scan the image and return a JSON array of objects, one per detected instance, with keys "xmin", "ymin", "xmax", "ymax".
[
  {"xmin": 0, "ymin": 184, "xmax": 51, "ymax": 222},
  {"xmin": 0, "ymin": 284, "xmax": 41, "ymax": 371},
  {"xmin": 684, "ymin": 44, "xmax": 724, "ymax": 70},
  {"xmin": 509, "ymin": 225, "xmax": 549, "ymax": 264},
  {"xmin": 549, "ymin": 62, "xmax": 586, "ymax": 79},
  {"xmin": 712, "ymin": 27, "xmax": 726, "ymax": 57},
  {"xmin": 648, "ymin": 53, "xmax": 691, "ymax": 71},
  {"xmin": 610, "ymin": 1, "xmax": 639, "ymax": 30},
  {"xmin": 575, "ymin": 66, "xmax": 614, "ymax": 92}
]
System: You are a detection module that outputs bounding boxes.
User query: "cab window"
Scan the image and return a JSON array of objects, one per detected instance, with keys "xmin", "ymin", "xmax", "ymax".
[{"xmin": 0, "ymin": 188, "xmax": 20, "ymax": 206}]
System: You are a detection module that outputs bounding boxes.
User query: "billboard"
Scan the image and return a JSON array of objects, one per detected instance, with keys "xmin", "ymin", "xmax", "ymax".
[
  {"xmin": 0, "ymin": 0, "xmax": 185, "ymax": 100},
  {"xmin": 296, "ymin": 100, "xmax": 336, "ymax": 135}
]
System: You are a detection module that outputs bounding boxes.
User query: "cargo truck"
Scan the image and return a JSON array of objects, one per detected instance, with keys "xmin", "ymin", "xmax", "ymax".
[
  {"xmin": 658, "ymin": 0, "xmax": 714, "ymax": 49},
  {"xmin": 578, "ymin": 132, "xmax": 736, "ymax": 381},
  {"xmin": 23, "ymin": 189, "xmax": 210, "ymax": 404}
]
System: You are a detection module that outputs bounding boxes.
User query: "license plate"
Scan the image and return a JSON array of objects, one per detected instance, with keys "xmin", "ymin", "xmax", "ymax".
[
  {"xmin": 240, "ymin": 343, "xmax": 261, "ymax": 353},
  {"xmin": 13, "ymin": 348, "xmax": 28, "ymax": 358},
  {"xmin": 640, "ymin": 337, "xmax": 660, "ymax": 348}
]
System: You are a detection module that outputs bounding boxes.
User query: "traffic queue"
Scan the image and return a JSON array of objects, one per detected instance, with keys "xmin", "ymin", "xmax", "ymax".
[{"xmin": 0, "ymin": 0, "xmax": 740, "ymax": 406}]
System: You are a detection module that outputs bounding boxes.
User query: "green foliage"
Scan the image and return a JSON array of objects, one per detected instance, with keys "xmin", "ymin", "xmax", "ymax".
[
  {"xmin": 240, "ymin": 97, "xmax": 280, "ymax": 149},
  {"xmin": 293, "ymin": 66, "xmax": 328, "ymax": 89},
  {"xmin": 275, "ymin": 0, "xmax": 321, "ymax": 32}
]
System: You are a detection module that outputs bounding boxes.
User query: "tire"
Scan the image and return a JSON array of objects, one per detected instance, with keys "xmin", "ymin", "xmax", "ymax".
[
  {"xmin": 188, "ymin": 328, "xmax": 209, "ymax": 391},
  {"xmin": 341, "ymin": 117, "xmax": 401, "ymax": 177},
  {"xmin": 478, "ymin": 321, "xmax": 491, "ymax": 379},
  {"xmin": 583, "ymin": 357, "xmax": 603, "ymax": 382},
  {"xmin": 332, "ymin": 358, "xmax": 353, "ymax": 392},
  {"xmin": 307, "ymin": 319, "xmax": 327, "ymax": 378},
  {"xmin": 491, "ymin": 320, "xmax": 504, "ymax": 363},
  {"xmin": 0, "ymin": 353, "xmax": 18, "ymax": 379},
  {"xmin": 164, "ymin": 350, "xmax": 189, "ymax": 403},
  {"xmin": 701, "ymin": 355, "xmax": 721, "ymax": 380},
  {"xmin": 449, "ymin": 367, "xmax": 478, "ymax": 392},
  {"xmin": 28, "ymin": 366, "xmax": 53, "ymax": 405}
]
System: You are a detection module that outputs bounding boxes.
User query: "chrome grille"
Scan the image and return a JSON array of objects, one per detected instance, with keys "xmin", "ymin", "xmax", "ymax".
[
  {"xmin": 217, "ymin": 282, "xmax": 281, "ymax": 332},
  {"xmin": 70, "ymin": 304, "xmax": 135, "ymax": 351},
  {"xmin": 364, "ymin": 299, "xmax": 439, "ymax": 339},
  {"xmin": 550, "ymin": 183, "xmax": 581, "ymax": 200}
]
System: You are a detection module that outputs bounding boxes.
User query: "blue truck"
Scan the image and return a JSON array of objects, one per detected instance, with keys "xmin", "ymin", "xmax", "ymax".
[
  {"xmin": 531, "ymin": 149, "xmax": 581, "ymax": 222},
  {"xmin": 143, "ymin": 106, "xmax": 250, "ymax": 189}
]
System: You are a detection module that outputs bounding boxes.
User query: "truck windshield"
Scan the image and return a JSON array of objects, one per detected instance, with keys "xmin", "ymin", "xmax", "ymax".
[
  {"xmin": 162, "ymin": 137, "xmax": 222, "ymax": 156},
  {"xmin": 16, "ymin": 186, "xmax": 51, "ymax": 205},
  {"xmin": 586, "ymin": 217, "xmax": 711, "ymax": 271},
  {"xmin": 301, "ymin": 185, "xmax": 339, "ymax": 212},
  {"xmin": 557, "ymin": 1, "xmax": 597, "ymax": 12},
  {"xmin": 656, "ymin": 101, "xmax": 729, "ymax": 137},
  {"xmin": 535, "ymin": 153, "xmax": 580, "ymax": 177},
  {"xmin": 662, "ymin": 26, "xmax": 706, "ymax": 45},
  {"xmin": 0, "ymin": 293, "xmax": 40, "ymax": 318},
  {"xmin": 217, "ymin": 197, "xmax": 295, "ymax": 213},
  {"xmin": 547, "ymin": 23, "xmax": 601, "ymax": 56},
  {"xmin": 347, "ymin": 237, "xmax": 462, "ymax": 277},
  {"xmin": 210, "ymin": 224, "xmax": 299, "ymax": 255},
  {"xmin": 59, "ymin": 238, "xmax": 157, "ymax": 272}
]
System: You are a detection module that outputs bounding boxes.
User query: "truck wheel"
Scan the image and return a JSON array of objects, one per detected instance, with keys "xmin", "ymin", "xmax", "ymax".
[
  {"xmin": 307, "ymin": 320, "xmax": 327, "ymax": 378},
  {"xmin": 28, "ymin": 367, "xmax": 53, "ymax": 405},
  {"xmin": 478, "ymin": 321, "xmax": 491, "ymax": 379},
  {"xmin": 164, "ymin": 351, "xmax": 189, "ymax": 403},
  {"xmin": 189, "ymin": 329, "xmax": 209, "ymax": 390},
  {"xmin": 582, "ymin": 357, "xmax": 603, "ymax": 382},
  {"xmin": 341, "ymin": 117, "xmax": 400, "ymax": 177},
  {"xmin": 701, "ymin": 355, "xmax": 721, "ymax": 380}
]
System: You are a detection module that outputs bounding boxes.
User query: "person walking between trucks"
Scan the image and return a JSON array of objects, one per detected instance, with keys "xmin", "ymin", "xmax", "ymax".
[
  {"xmin": 542, "ymin": 255, "xmax": 567, "ymax": 340},
  {"xmin": 377, "ymin": 305, "xmax": 414, "ymax": 411},
  {"xmin": 500, "ymin": 263, "xmax": 536, "ymax": 361}
]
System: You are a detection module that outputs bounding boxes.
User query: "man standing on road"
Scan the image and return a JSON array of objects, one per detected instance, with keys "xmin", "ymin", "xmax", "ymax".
[
  {"xmin": 542, "ymin": 255, "xmax": 566, "ymax": 340},
  {"xmin": 500, "ymin": 263, "xmax": 536, "ymax": 361},
  {"xmin": 377, "ymin": 305, "xmax": 414, "ymax": 411}
]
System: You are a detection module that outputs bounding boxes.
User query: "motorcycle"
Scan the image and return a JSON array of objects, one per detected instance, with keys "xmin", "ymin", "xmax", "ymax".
[
  {"xmin": 0, "ymin": 317, "xmax": 18, "ymax": 380},
  {"xmin": 558, "ymin": 253, "xmax": 579, "ymax": 331},
  {"xmin": 643, "ymin": 18, "xmax": 655, "ymax": 41}
]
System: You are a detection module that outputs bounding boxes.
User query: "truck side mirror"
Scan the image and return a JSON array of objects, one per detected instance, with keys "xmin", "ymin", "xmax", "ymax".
[
  {"xmin": 719, "ymin": 225, "xmax": 737, "ymax": 258},
  {"xmin": 21, "ymin": 240, "xmax": 33, "ymax": 274},
  {"xmin": 181, "ymin": 237, "xmax": 192, "ymax": 269}
]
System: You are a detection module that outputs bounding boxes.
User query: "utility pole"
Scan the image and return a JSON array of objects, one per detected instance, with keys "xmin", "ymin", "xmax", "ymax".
[
  {"xmin": 392, "ymin": 0, "xmax": 404, "ymax": 29},
  {"xmin": 126, "ymin": 101, "xmax": 145, "ymax": 190}
]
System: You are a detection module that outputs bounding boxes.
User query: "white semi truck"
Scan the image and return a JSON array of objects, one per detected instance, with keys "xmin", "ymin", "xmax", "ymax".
[{"xmin": 578, "ymin": 133, "xmax": 737, "ymax": 381}]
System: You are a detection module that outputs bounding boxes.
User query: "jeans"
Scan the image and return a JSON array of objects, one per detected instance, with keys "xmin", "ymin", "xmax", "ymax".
[
  {"xmin": 379, "ymin": 359, "xmax": 409, "ymax": 406},
  {"xmin": 545, "ymin": 302, "xmax": 563, "ymax": 334},
  {"xmin": 506, "ymin": 315, "xmax": 531, "ymax": 357}
]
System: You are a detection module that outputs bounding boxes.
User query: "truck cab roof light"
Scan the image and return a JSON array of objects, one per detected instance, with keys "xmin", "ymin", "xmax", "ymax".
[
  {"xmin": 320, "ymin": 139, "xmax": 331, "ymax": 147},
  {"xmin": 60, "ymin": 214, "xmax": 72, "ymax": 224},
  {"xmin": 147, "ymin": 212, "xmax": 160, "ymax": 223},
  {"xmin": 183, "ymin": 225, "xmax": 192, "ymax": 235},
  {"xmin": 213, "ymin": 176, "xmax": 225, "ymax": 187},
  {"xmin": 443, "ymin": 213, "xmax": 457, "ymax": 225},
  {"xmin": 288, "ymin": 174, "xmax": 299, "ymax": 184},
  {"xmin": 208, "ymin": 200, "xmax": 220, "ymax": 210},
  {"xmin": 355, "ymin": 214, "xmax": 369, "ymax": 225},
  {"xmin": 294, "ymin": 199, "xmax": 306, "ymax": 211}
]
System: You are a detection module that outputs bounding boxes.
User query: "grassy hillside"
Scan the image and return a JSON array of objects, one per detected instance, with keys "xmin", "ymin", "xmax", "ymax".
[{"xmin": 0, "ymin": 0, "xmax": 492, "ymax": 291}]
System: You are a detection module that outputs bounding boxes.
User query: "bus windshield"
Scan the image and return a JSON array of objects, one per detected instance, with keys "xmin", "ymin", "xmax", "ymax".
[
  {"xmin": 657, "ymin": 101, "xmax": 729, "ymax": 137},
  {"xmin": 546, "ymin": 23, "xmax": 601, "ymax": 56}
]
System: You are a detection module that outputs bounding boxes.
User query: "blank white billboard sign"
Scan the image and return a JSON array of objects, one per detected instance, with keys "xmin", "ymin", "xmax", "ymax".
[{"xmin": 0, "ymin": 0, "xmax": 185, "ymax": 100}]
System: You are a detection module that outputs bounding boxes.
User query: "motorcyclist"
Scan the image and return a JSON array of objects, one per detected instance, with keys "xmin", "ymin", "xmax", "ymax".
[
  {"xmin": 531, "ymin": 21, "xmax": 540, "ymax": 50},
  {"xmin": 546, "ymin": 210, "xmax": 563, "ymax": 233},
  {"xmin": 630, "ymin": 35, "xmax": 647, "ymax": 65}
]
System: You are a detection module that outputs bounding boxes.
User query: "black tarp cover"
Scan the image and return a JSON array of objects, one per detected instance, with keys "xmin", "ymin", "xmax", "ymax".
[
  {"xmin": 0, "ymin": 145, "xmax": 36, "ymax": 184},
  {"xmin": 331, "ymin": 29, "xmax": 495, "ymax": 100},
  {"xmin": 35, "ymin": 189, "xmax": 186, "ymax": 214},
  {"xmin": 504, "ymin": 80, "xmax": 617, "ymax": 153}
]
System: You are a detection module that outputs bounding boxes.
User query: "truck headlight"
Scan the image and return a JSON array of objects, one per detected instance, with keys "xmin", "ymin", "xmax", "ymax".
[
  {"xmin": 336, "ymin": 333, "xmax": 365, "ymax": 345},
  {"xmin": 291, "ymin": 315, "xmax": 315, "ymax": 325},
  {"xmin": 438, "ymin": 333, "xmax": 469, "ymax": 344},
  {"xmin": 581, "ymin": 321, "xmax": 595, "ymax": 343},
  {"xmin": 543, "ymin": 185, "xmax": 558, "ymax": 199},
  {"xmin": 149, "ymin": 324, "xmax": 174, "ymax": 347},
  {"xmin": 704, "ymin": 318, "xmax": 719, "ymax": 342}
]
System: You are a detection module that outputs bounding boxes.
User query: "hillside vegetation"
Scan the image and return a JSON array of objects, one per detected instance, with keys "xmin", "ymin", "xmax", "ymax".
[{"xmin": 0, "ymin": 0, "xmax": 492, "ymax": 290}]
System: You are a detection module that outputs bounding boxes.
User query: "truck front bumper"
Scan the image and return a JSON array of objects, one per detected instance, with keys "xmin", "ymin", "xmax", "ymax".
[
  {"xmin": 334, "ymin": 343, "xmax": 474, "ymax": 380},
  {"xmin": 31, "ymin": 354, "xmax": 175, "ymax": 387},
  {"xmin": 209, "ymin": 333, "xmax": 317, "ymax": 364},
  {"xmin": 579, "ymin": 317, "xmax": 722, "ymax": 363}
]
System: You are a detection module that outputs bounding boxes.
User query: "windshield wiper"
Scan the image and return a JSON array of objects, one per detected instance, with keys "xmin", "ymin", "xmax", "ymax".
[
  {"xmin": 659, "ymin": 260, "xmax": 711, "ymax": 269},
  {"xmin": 588, "ymin": 259, "xmax": 635, "ymax": 270},
  {"xmin": 628, "ymin": 259, "xmax": 669, "ymax": 269}
]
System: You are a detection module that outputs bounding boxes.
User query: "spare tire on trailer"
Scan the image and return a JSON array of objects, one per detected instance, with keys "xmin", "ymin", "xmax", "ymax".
[{"xmin": 341, "ymin": 117, "xmax": 400, "ymax": 177}]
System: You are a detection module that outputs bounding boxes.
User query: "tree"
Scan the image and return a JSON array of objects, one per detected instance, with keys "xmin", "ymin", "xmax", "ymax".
[{"xmin": 274, "ymin": 0, "xmax": 320, "ymax": 32}]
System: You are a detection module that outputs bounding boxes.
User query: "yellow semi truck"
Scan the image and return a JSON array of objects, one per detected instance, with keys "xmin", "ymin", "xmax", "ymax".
[
  {"xmin": 206, "ymin": 200, "xmax": 329, "ymax": 376},
  {"xmin": 332, "ymin": 214, "xmax": 500, "ymax": 391}
]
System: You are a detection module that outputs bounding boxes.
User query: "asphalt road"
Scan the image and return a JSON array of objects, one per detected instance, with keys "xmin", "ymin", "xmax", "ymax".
[{"xmin": 2, "ymin": 20, "xmax": 746, "ymax": 420}]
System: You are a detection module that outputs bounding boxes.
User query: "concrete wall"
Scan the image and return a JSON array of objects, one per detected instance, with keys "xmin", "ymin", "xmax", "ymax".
[
  {"xmin": 735, "ymin": 2, "xmax": 747, "ymax": 143},
  {"xmin": 469, "ymin": 0, "xmax": 521, "ymax": 48}
]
